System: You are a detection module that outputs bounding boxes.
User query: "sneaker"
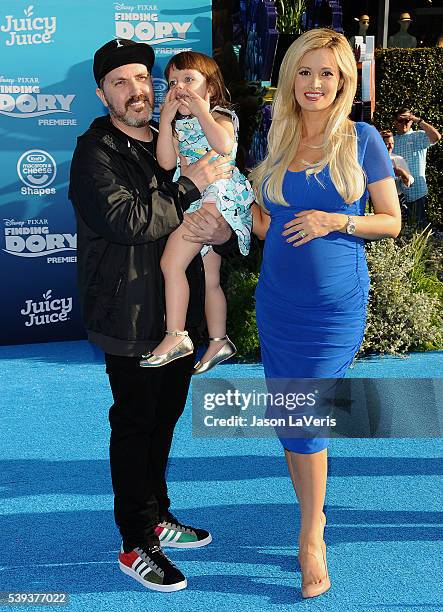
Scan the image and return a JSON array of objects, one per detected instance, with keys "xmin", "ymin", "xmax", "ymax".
[
  {"xmin": 118, "ymin": 544, "xmax": 187, "ymax": 592},
  {"xmin": 156, "ymin": 513, "xmax": 212, "ymax": 548}
]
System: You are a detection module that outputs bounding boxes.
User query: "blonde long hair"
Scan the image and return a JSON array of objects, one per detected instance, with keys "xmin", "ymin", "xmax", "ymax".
[{"xmin": 250, "ymin": 28, "xmax": 365, "ymax": 207}]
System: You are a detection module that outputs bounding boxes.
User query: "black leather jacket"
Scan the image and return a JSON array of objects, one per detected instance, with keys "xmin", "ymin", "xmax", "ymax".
[{"xmin": 69, "ymin": 115, "xmax": 235, "ymax": 356}]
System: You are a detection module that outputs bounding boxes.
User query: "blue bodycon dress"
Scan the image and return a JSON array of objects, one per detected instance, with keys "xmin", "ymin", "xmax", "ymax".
[{"xmin": 255, "ymin": 122, "xmax": 394, "ymax": 453}]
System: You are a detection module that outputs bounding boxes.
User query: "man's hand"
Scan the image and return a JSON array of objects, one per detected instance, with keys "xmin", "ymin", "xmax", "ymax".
[
  {"xmin": 393, "ymin": 165, "xmax": 413, "ymax": 187},
  {"xmin": 393, "ymin": 166, "xmax": 408, "ymax": 179},
  {"xmin": 180, "ymin": 150, "xmax": 233, "ymax": 193},
  {"xmin": 182, "ymin": 207, "xmax": 232, "ymax": 245},
  {"xmin": 398, "ymin": 112, "xmax": 420, "ymax": 123}
]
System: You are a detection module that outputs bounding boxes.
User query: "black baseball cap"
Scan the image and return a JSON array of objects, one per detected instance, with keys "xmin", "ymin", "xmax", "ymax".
[{"xmin": 93, "ymin": 38, "xmax": 155, "ymax": 86}]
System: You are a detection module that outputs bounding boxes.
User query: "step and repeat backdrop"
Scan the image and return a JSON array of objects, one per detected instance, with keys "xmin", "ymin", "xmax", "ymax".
[{"xmin": 0, "ymin": 0, "xmax": 212, "ymax": 345}]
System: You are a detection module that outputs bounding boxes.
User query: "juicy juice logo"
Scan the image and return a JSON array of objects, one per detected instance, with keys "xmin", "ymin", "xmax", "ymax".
[
  {"xmin": 0, "ymin": 5, "xmax": 57, "ymax": 46},
  {"xmin": 20, "ymin": 290, "xmax": 72, "ymax": 327}
]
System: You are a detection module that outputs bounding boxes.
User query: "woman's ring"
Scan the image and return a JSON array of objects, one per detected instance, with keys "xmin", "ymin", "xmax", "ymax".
[{"xmin": 298, "ymin": 229, "xmax": 306, "ymax": 238}]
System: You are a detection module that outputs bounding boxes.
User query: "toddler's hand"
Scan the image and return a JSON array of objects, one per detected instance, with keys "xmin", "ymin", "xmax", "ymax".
[
  {"xmin": 159, "ymin": 90, "xmax": 180, "ymax": 124},
  {"xmin": 179, "ymin": 89, "xmax": 211, "ymax": 118}
]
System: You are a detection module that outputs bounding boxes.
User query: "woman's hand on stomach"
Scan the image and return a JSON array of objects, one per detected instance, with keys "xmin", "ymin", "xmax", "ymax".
[{"xmin": 281, "ymin": 210, "xmax": 345, "ymax": 246}]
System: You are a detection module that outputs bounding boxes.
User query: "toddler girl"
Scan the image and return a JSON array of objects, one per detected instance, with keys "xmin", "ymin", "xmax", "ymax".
[{"xmin": 140, "ymin": 51, "xmax": 254, "ymax": 373}]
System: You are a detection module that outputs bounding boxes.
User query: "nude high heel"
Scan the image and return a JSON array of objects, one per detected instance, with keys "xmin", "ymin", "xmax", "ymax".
[
  {"xmin": 298, "ymin": 515, "xmax": 330, "ymax": 599},
  {"xmin": 299, "ymin": 541, "xmax": 331, "ymax": 599}
]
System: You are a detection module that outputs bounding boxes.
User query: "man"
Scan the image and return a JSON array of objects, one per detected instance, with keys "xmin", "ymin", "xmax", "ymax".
[
  {"xmin": 69, "ymin": 38, "xmax": 236, "ymax": 592},
  {"xmin": 380, "ymin": 129, "xmax": 414, "ymax": 221},
  {"xmin": 393, "ymin": 107, "xmax": 441, "ymax": 226}
]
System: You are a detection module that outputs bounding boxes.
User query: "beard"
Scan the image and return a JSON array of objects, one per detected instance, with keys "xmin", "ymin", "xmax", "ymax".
[{"xmin": 106, "ymin": 94, "xmax": 153, "ymax": 127}]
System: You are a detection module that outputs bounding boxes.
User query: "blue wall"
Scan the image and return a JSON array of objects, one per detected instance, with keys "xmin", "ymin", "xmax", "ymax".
[{"xmin": 0, "ymin": 0, "xmax": 212, "ymax": 344}]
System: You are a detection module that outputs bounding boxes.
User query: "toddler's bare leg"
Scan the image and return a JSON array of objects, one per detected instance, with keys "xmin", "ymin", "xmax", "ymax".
[
  {"xmin": 199, "ymin": 248, "xmax": 231, "ymax": 363},
  {"xmin": 194, "ymin": 199, "xmax": 232, "ymax": 363},
  {"xmin": 152, "ymin": 223, "xmax": 202, "ymax": 356}
]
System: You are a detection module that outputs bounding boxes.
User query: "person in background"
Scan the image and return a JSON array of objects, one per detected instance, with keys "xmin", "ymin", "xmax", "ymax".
[
  {"xmin": 380, "ymin": 129, "xmax": 414, "ymax": 222},
  {"xmin": 393, "ymin": 107, "xmax": 441, "ymax": 226}
]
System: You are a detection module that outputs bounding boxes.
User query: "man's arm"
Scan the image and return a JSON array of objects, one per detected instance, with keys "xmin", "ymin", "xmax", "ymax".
[
  {"xmin": 393, "ymin": 157, "xmax": 414, "ymax": 187},
  {"xmin": 401, "ymin": 112, "xmax": 442, "ymax": 145},
  {"xmin": 69, "ymin": 143, "xmax": 232, "ymax": 245},
  {"xmin": 69, "ymin": 140, "xmax": 197, "ymax": 244},
  {"xmin": 418, "ymin": 119, "xmax": 441, "ymax": 145}
]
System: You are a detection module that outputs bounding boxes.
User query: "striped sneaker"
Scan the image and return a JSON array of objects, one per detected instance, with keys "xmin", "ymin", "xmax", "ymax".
[
  {"xmin": 118, "ymin": 544, "xmax": 187, "ymax": 592},
  {"xmin": 156, "ymin": 514, "xmax": 212, "ymax": 548}
]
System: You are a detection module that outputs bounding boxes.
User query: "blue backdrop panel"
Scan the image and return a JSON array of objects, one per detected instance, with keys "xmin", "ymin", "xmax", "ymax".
[{"xmin": 0, "ymin": 0, "xmax": 212, "ymax": 345}]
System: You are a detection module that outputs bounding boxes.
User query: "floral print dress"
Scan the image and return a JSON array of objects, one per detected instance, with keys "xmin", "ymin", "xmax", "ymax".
[{"xmin": 173, "ymin": 107, "xmax": 254, "ymax": 256}]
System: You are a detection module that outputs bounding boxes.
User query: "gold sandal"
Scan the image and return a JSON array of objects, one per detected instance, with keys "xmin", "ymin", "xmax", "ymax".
[
  {"xmin": 192, "ymin": 335, "xmax": 236, "ymax": 375},
  {"xmin": 139, "ymin": 330, "xmax": 194, "ymax": 368}
]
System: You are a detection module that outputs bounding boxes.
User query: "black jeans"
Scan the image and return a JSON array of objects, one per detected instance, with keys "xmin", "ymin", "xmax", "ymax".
[
  {"xmin": 105, "ymin": 351, "xmax": 195, "ymax": 550},
  {"xmin": 406, "ymin": 195, "xmax": 427, "ymax": 227}
]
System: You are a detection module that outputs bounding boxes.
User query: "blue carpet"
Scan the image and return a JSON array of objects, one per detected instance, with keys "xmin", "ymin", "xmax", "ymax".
[{"xmin": 0, "ymin": 341, "xmax": 441, "ymax": 612}]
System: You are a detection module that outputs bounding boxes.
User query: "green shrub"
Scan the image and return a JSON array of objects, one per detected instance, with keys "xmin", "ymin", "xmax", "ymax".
[
  {"xmin": 225, "ymin": 267, "xmax": 261, "ymax": 361},
  {"xmin": 361, "ymin": 229, "xmax": 442, "ymax": 354},
  {"xmin": 399, "ymin": 227, "xmax": 443, "ymax": 302},
  {"xmin": 374, "ymin": 48, "xmax": 443, "ymax": 227},
  {"xmin": 275, "ymin": 0, "xmax": 307, "ymax": 34}
]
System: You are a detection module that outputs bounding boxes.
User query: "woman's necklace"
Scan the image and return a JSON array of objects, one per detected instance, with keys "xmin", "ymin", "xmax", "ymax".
[
  {"xmin": 300, "ymin": 138, "xmax": 325, "ymax": 150},
  {"xmin": 302, "ymin": 142, "xmax": 324, "ymax": 149},
  {"xmin": 297, "ymin": 138, "xmax": 325, "ymax": 167}
]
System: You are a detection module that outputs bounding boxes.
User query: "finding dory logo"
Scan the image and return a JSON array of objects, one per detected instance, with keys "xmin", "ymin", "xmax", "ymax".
[{"xmin": 114, "ymin": 11, "xmax": 192, "ymax": 45}]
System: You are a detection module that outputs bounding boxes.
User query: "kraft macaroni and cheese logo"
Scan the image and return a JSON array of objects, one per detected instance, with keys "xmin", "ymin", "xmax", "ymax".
[
  {"xmin": 20, "ymin": 289, "xmax": 72, "ymax": 327},
  {"xmin": 153, "ymin": 78, "xmax": 167, "ymax": 97},
  {"xmin": 0, "ymin": 5, "xmax": 56, "ymax": 46},
  {"xmin": 3, "ymin": 218, "xmax": 76, "ymax": 259},
  {"xmin": 153, "ymin": 77, "xmax": 167, "ymax": 112},
  {"xmin": 151, "ymin": 78, "xmax": 167, "ymax": 120},
  {"xmin": 17, "ymin": 150, "xmax": 56, "ymax": 189},
  {"xmin": 114, "ymin": 6, "xmax": 191, "ymax": 45},
  {"xmin": 0, "ymin": 79, "xmax": 75, "ymax": 119}
]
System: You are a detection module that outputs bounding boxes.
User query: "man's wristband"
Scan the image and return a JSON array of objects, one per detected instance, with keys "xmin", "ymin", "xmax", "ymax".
[{"xmin": 417, "ymin": 118, "xmax": 424, "ymax": 128}]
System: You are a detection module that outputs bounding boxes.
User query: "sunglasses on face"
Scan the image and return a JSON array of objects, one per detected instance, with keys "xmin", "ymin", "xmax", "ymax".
[{"xmin": 397, "ymin": 118, "xmax": 412, "ymax": 125}]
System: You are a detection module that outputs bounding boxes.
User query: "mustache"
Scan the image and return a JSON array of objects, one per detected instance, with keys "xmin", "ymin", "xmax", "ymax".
[{"xmin": 126, "ymin": 95, "xmax": 150, "ymax": 109}]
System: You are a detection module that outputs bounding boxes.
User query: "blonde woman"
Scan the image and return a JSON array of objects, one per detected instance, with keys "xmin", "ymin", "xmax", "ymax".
[{"xmin": 251, "ymin": 29, "xmax": 401, "ymax": 598}]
